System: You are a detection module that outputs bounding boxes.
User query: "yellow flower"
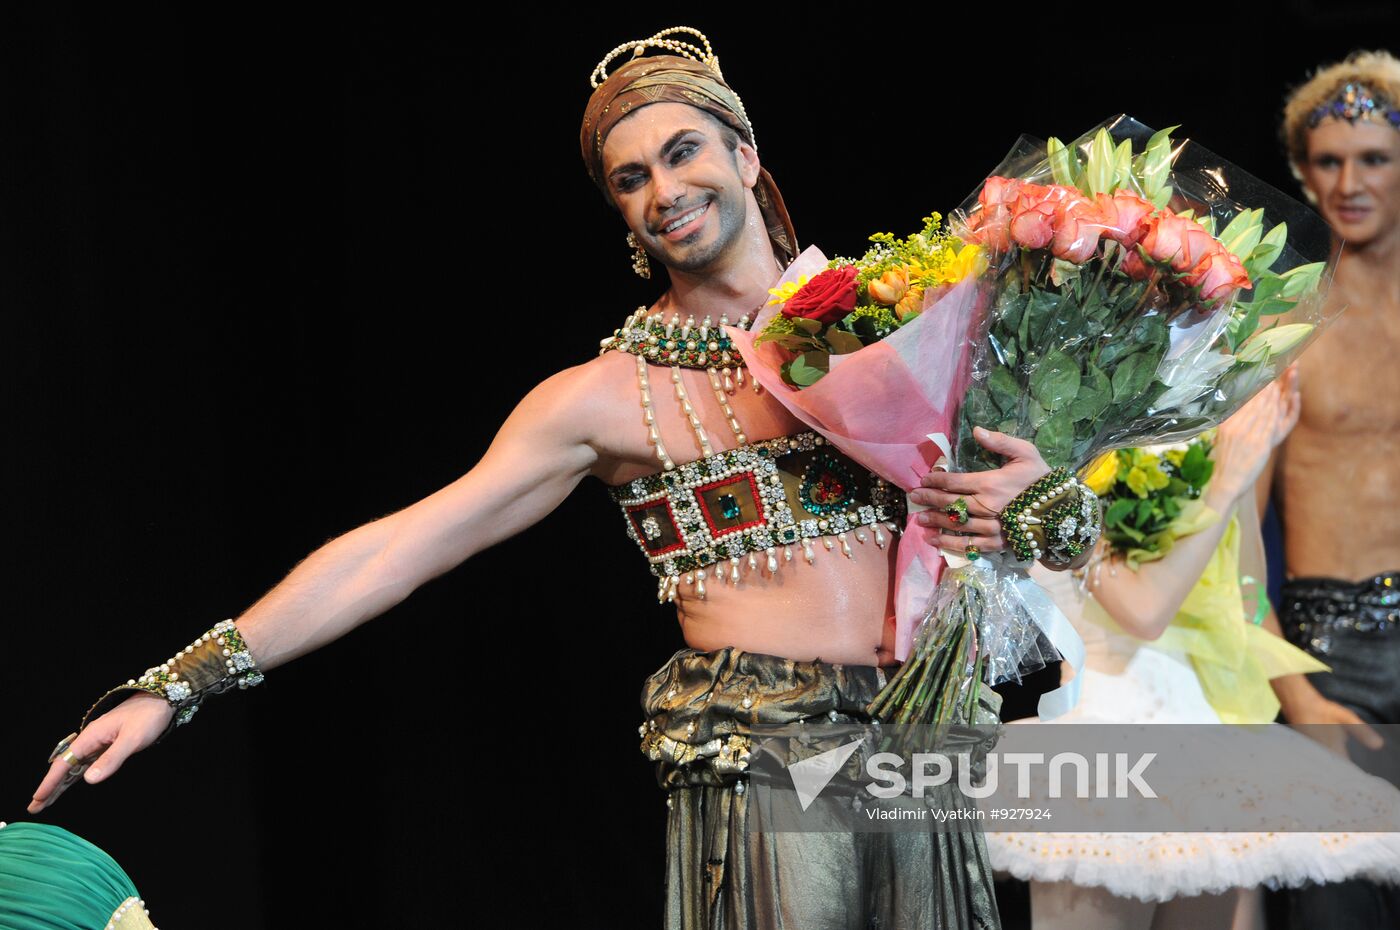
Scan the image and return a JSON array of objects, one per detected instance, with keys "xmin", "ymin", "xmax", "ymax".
[
  {"xmin": 1164, "ymin": 448, "xmax": 1186, "ymax": 467},
  {"xmin": 766, "ymin": 274, "xmax": 811, "ymax": 306},
  {"xmin": 867, "ymin": 268, "xmax": 912, "ymax": 306},
  {"xmin": 1082, "ymin": 453, "xmax": 1119, "ymax": 495},
  {"xmin": 1125, "ymin": 460, "xmax": 1171, "ymax": 498},
  {"xmin": 947, "ymin": 244, "xmax": 987, "ymax": 283}
]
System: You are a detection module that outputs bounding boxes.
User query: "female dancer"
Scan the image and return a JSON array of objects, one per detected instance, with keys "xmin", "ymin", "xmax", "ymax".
[{"xmin": 986, "ymin": 374, "xmax": 1400, "ymax": 929}]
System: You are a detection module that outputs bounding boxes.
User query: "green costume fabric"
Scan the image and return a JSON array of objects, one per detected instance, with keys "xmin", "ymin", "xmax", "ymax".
[
  {"xmin": 0, "ymin": 822, "xmax": 148, "ymax": 930},
  {"xmin": 641, "ymin": 647, "xmax": 1001, "ymax": 929}
]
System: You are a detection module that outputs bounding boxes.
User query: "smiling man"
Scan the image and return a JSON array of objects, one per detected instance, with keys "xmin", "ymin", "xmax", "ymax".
[
  {"xmin": 1268, "ymin": 50, "xmax": 1400, "ymax": 930},
  {"xmin": 28, "ymin": 28, "xmax": 1104, "ymax": 929}
]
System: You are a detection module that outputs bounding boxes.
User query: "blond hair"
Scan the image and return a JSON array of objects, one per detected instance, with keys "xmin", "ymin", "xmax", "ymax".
[{"xmin": 1283, "ymin": 50, "xmax": 1400, "ymax": 173}]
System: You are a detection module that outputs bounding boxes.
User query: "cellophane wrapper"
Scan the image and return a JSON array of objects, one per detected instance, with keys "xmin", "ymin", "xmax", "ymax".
[{"xmin": 907, "ymin": 115, "xmax": 1336, "ymax": 721}]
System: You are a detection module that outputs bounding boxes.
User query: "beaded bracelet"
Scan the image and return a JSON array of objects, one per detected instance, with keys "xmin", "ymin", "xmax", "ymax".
[
  {"xmin": 79, "ymin": 619, "xmax": 264, "ymax": 740},
  {"xmin": 1000, "ymin": 467, "xmax": 1102, "ymax": 566}
]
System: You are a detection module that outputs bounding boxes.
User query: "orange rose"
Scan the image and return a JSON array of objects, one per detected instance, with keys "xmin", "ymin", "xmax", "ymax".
[
  {"xmin": 867, "ymin": 268, "xmax": 912, "ymax": 306},
  {"xmin": 965, "ymin": 176, "xmax": 1021, "ymax": 251},
  {"xmin": 1007, "ymin": 182, "xmax": 1061, "ymax": 249},
  {"xmin": 1139, "ymin": 211, "xmax": 1219, "ymax": 272},
  {"xmin": 1051, "ymin": 195, "xmax": 1104, "ymax": 263},
  {"xmin": 1095, "ymin": 192, "xmax": 1156, "ymax": 248},
  {"xmin": 1121, "ymin": 247, "xmax": 1153, "ymax": 280},
  {"xmin": 1185, "ymin": 248, "xmax": 1250, "ymax": 302}
]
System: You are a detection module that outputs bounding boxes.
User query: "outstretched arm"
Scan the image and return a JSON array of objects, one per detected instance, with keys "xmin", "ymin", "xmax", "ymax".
[{"xmin": 30, "ymin": 364, "xmax": 606, "ymax": 812}]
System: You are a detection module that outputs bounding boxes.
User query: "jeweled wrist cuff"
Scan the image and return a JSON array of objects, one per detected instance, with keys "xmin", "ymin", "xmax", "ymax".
[
  {"xmin": 1000, "ymin": 467, "xmax": 1102, "ymax": 566},
  {"xmin": 79, "ymin": 619, "xmax": 264, "ymax": 740}
]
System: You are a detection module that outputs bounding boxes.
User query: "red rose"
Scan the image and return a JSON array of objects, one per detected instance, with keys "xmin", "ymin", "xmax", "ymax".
[{"xmin": 781, "ymin": 265, "xmax": 859, "ymax": 324}]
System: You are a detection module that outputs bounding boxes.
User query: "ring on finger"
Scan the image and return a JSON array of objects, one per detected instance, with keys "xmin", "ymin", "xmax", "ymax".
[
  {"xmin": 60, "ymin": 749, "xmax": 85, "ymax": 768},
  {"xmin": 943, "ymin": 497, "xmax": 970, "ymax": 526},
  {"xmin": 48, "ymin": 732, "xmax": 78, "ymax": 764}
]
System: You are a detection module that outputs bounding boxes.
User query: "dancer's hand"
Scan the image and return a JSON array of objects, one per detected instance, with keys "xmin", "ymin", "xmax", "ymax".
[
  {"xmin": 27, "ymin": 693, "xmax": 173, "ymax": 814},
  {"xmin": 908, "ymin": 427, "xmax": 1051, "ymax": 554},
  {"xmin": 1283, "ymin": 691, "xmax": 1384, "ymax": 758},
  {"xmin": 1205, "ymin": 377, "xmax": 1297, "ymax": 509}
]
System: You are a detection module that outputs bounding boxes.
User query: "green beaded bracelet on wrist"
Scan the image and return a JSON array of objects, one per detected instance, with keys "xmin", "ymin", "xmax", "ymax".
[
  {"xmin": 80, "ymin": 619, "xmax": 265, "ymax": 740},
  {"xmin": 1000, "ymin": 467, "xmax": 1103, "ymax": 566}
]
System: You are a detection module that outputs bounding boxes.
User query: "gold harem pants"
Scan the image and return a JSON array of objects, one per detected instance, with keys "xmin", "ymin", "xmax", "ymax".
[{"xmin": 640, "ymin": 647, "xmax": 1001, "ymax": 930}]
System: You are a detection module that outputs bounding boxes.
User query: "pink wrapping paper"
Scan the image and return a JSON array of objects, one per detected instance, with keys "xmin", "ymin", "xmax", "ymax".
[{"xmin": 727, "ymin": 246, "xmax": 985, "ymax": 660}]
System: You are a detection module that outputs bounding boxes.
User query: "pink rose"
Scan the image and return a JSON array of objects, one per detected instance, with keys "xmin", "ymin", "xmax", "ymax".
[
  {"xmin": 1185, "ymin": 248, "xmax": 1251, "ymax": 302},
  {"xmin": 1007, "ymin": 183, "xmax": 1071, "ymax": 250},
  {"xmin": 1094, "ymin": 192, "xmax": 1156, "ymax": 248},
  {"xmin": 1139, "ymin": 211, "xmax": 1219, "ymax": 272},
  {"xmin": 964, "ymin": 176, "xmax": 1022, "ymax": 251},
  {"xmin": 1051, "ymin": 195, "xmax": 1105, "ymax": 263},
  {"xmin": 1121, "ymin": 247, "xmax": 1153, "ymax": 280}
]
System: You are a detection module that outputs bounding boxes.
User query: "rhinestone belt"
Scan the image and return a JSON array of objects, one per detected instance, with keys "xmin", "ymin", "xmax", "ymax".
[{"xmin": 1281, "ymin": 571, "xmax": 1400, "ymax": 655}]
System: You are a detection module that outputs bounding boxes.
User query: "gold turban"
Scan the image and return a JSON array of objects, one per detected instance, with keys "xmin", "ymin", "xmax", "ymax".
[{"xmin": 580, "ymin": 50, "xmax": 798, "ymax": 268}]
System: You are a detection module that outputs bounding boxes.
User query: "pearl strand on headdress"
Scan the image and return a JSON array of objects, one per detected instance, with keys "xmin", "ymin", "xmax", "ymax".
[{"xmin": 587, "ymin": 27, "xmax": 756, "ymax": 151}]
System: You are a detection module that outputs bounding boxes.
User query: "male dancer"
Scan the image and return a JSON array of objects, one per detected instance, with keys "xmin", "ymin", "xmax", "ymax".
[
  {"xmin": 1266, "ymin": 50, "xmax": 1400, "ymax": 928},
  {"xmin": 32, "ymin": 29, "xmax": 1087, "ymax": 928}
]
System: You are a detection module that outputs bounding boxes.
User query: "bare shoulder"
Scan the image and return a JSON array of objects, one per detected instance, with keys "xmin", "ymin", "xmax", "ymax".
[
  {"xmin": 508, "ymin": 352, "xmax": 643, "ymax": 474},
  {"xmin": 526, "ymin": 351, "xmax": 636, "ymax": 422}
]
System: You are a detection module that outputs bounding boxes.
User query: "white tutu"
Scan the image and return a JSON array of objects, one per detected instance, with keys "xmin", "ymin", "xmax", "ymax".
[{"xmin": 984, "ymin": 566, "xmax": 1400, "ymax": 901}]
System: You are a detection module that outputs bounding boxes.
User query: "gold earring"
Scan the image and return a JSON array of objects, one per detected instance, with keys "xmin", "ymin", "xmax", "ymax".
[{"xmin": 627, "ymin": 232, "xmax": 651, "ymax": 279}]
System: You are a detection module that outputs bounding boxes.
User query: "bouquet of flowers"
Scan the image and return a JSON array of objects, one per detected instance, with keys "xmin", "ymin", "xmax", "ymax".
[
  {"xmin": 1085, "ymin": 438, "xmax": 1216, "ymax": 569},
  {"xmin": 730, "ymin": 116, "xmax": 1336, "ymax": 726}
]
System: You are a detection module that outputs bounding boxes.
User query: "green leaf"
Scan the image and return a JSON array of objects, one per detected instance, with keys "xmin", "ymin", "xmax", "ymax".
[
  {"xmin": 1135, "ymin": 498, "xmax": 1155, "ymax": 523},
  {"xmin": 988, "ymin": 366, "xmax": 1021, "ymax": 415},
  {"xmin": 1105, "ymin": 498, "xmax": 1136, "ymax": 525},
  {"xmin": 1116, "ymin": 523, "xmax": 1146, "ymax": 543},
  {"xmin": 1113, "ymin": 138, "xmax": 1134, "ymax": 192},
  {"xmin": 1217, "ymin": 208, "xmax": 1260, "ymax": 251},
  {"xmin": 992, "ymin": 333, "xmax": 1018, "ymax": 367},
  {"xmin": 1179, "ymin": 441, "xmax": 1209, "ymax": 485},
  {"xmin": 1069, "ymin": 362, "xmax": 1111, "ymax": 421},
  {"xmin": 1280, "ymin": 262, "xmax": 1325, "ymax": 298},
  {"xmin": 791, "ymin": 317, "xmax": 823, "ymax": 335},
  {"xmin": 963, "ymin": 387, "xmax": 1000, "ymax": 431},
  {"xmin": 1034, "ymin": 409, "xmax": 1075, "ymax": 468},
  {"xmin": 1222, "ymin": 210, "xmax": 1264, "ymax": 262},
  {"xmin": 1141, "ymin": 125, "xmax": 1178, "ymax": 204},
  {"xmin": 825, "ymin": 329, "xmax": 865, "ymax": 355},
  {"xmin": 1226, "ymin": 299, "xmax": 1262, "ymax": 350},
  {"xmin": 1027, "ymin": 397, "xmax": 1050, "ymax": 429},
  {"xmin": 1047, "ymin": 137, "xmax": 1077, "ymax": 188},
  {"xmin": 1244, "ymin": 222, "xmax": 1288, "ymax": 279},
  {"xmin": 1030, "ymin": 347, "xmax": 1081, "ymax": 411},
  {"xmin": 1110, "ymin": 351, "xmax": 1158, "ymax": 402},
  {"xmin": 1023, "ymin": 288, "xmax": 1062, "ymax": 345},
  {"xmin": 1086, "ymin": 129, "xmax": 1116, "ymax": 196},
  {"xmin": 788, "ymin": 351, "xmax": 829, "ymax": 386}
]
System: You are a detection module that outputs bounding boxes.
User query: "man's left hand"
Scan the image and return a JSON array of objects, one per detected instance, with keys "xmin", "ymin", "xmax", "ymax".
[{"xmin": 907, "ymin": 426, "xmax": 1051, "ymax": 555}]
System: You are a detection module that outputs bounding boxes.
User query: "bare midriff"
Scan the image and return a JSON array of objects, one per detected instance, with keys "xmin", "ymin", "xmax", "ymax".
[
  {"xmin": 675, "ymin": 536, "xmax": 900, "ymax": 666},
  {"xmin": 1278, "ymin": 294, "xmax": 1400, "ymax": 580}
]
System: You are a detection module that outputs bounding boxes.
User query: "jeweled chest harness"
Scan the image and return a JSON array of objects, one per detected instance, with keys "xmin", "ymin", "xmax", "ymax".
[{"xmin": 601, "ymin": 308, "xmax": 905, "ymax": 602}]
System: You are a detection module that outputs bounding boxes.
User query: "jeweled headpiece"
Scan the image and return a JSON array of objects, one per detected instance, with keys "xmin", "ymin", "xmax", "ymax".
[
  {"xmin": 580, "ymin": 27, "xmax": 798, "ymax": 267},
  {"xmin": 1306, "ymin": 81, "xmax": 1400, "ymax": 131}
]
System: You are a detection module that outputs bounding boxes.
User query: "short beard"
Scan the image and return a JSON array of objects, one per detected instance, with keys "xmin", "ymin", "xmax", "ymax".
[{"xmin": 651, "ymin": 195, "xmax": 743, "ymax": 274}]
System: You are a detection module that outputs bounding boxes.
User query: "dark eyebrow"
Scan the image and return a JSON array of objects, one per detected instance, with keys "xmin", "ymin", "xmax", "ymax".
[{"xmin": 607, "ymin": 129, "xmax": 704, "ymax": 184}]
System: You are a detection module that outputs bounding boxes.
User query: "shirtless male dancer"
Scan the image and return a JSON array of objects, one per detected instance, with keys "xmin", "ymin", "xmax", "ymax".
[
  {"xmin": 1265, "ymin": 50, "xmax": 1400, "ymax": 930},
  {"xmin": 28, "ymin": 30, "xmax": 1093, "ymax": 929}
]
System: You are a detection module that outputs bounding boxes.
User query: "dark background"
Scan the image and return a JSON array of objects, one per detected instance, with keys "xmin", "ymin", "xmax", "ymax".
[{"xmin": 1, "ymin": 8, "xmax": 1395, "ymax": 927}]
